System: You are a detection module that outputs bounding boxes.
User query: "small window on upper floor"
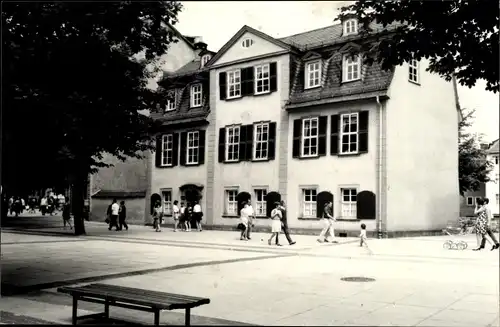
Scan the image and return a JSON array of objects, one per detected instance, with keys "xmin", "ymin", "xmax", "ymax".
[
  {"xmin": 305, "ymin": 60, "xmax": 321, "ymax": 89},
  {"xmin": 242, "ymin": 38, "xmax": 254, "ymax": 48},
  {"xmin": 343, "ymin": 19, "xmax": 358, "ymax": 36},
  {"xmin": 201, "ymin": 54, "xmax": 211, "ymax": 68},
  {"xmin": 408, "ymin": 59, "xmax": 420, "ymax": 84}
]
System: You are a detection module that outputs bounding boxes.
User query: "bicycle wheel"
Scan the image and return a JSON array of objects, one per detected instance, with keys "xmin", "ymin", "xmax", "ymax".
[
  {"xmin": 443, "ymin": 241, "xmax": 452, "ymax": 250},
  {"xmin": 459, "ymin": 241, "xmax": 468, "ymax": 250},
  {"xmin": 451, "ymin": 242, "xmax": 458, "ymax": 250}
]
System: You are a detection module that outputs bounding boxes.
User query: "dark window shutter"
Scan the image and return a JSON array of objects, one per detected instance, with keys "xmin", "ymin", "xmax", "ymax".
[
  {"xmin": 245, "ymin": 125, "xmax": 253, "ymax": 161},
  {"xmin": 330, "ymin": 115, "xmax": 340, "ymax": 155},
  {"xmin": 241, "ymin": 67, "xmax": 254, "ymax": 97},
  {"xmin": 155, "ymin": 135, "xmax": 162, "ymax": 167},
  {"xmin": 239, "ymin": 125, "xmax": 248, "ymax": 161},
  {"xmin": 292, "ymin": 119, "xmax": 302, "ymax": 158},
  {"xmin": 172, "ymin": 133, "xmax": 179, "ymax": 167},
  {"xmin": 318, "ymin": 116, "xmax": 327, "ymax": 156},
  {"xmin": 270, "ymin": 62, "xmax": 277, "ymax": 92},
  {"xmin": 358, "ymin": 111, "xmax": 369, "ymax": 153},
  {"xmin": 268, "ymin": 122, "xmax": 277, "ymax": 160},
  {"xmin": 357, "ymin": 190, "xmax": 376, "ymax": 219},
  {"xmin": 316, "ymin": 191, "xmax": 334, "ymax": 218},
  {"xmin": 198, "ymin": 130, "xmax": 206, "ymax": 165},
  {"xmin": 218, "ymin": 128, "xmax": 226, "ymax": 162},
  {"xmin": 219, "ymin": 72, "xmax": 227, "ymax": 100},
  {"xmin": 179, "ymin": 132, "xmax": 187, "ymax": 166}
]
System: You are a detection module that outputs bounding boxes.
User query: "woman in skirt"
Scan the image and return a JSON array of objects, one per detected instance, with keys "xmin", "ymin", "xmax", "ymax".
[
  {"xmin": 473, "ymin": 198, "xmax": 488, "ymax": 251},
  {"xmin": 268, "ymin": 202, "xmax": 283, "ymax": 246}
]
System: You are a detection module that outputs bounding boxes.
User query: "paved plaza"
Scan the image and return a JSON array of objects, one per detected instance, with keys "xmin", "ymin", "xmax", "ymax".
[{"xmin": 1, "ymin": 215, "xmax": 499, "ymax": 326}]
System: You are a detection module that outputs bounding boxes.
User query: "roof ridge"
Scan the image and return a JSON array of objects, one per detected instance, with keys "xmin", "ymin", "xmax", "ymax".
[{"xmin": 278, "ymin": 23, "xmax": 341, "ymax": 40}]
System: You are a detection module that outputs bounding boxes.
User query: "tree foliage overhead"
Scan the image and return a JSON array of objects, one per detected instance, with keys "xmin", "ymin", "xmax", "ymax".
[
  {"xmin": 2, "ymin": 2, "xmax": 183, "ymax": 233},
  {"xmin": 339, "ymin": 0, "xmax": 499, "ymax": 93},
  {"xmin": 458, "ymin": 109, "xmax": 493, "ymax": 195}
]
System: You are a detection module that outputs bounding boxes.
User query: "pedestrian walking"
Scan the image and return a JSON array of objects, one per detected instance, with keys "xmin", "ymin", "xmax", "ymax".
[
  {"xmin": 193, "ymin": 201, "xmax": 203, "ymax": 231},
  {"xmin": 317, "ymin": 201, "xmax": 338, "ymax": 243},
  {"xmin": 245, "ymin": 202, "xmax": 255, "ymax": 240},
  {"xmin": 40, "ymin": 196, "xmax": 48, "ymax": 215},
  {"xmin": 108, "ymin": 199, "xmax": 120, "ymax": 231},
  {"xmin": 62, "ymin": 202, "xmax": 73, "ymax": 230},
  {"xmin": 153, "ymin": 202, "xmax": 162, "ymax": 232},
  {"xmin": 239, "ymin": 202, "xmax": 250, "ymax": 241},
  {"xmin": 118, "ymin": 201, "xmax": 128, "ymax": 231},
  {"xmin": 474, "ymin": 198, "xmax": 500, "ymax": 251},
  {"xmin": 279, "ymin": 200, "xmax": 296, "ymax": 245},
  {"xmin": 179, "ymin": 202, "xmax": 189, "ymax": 231},
  {"xmin": 268, "ymin": 202, "xmax": 283, "ymax": 246},
  {"xmin": 359, "ymin": 223, "xmax": 372, "ymax": 254},
  {"xmin": 173, "ymin": 200, "xmax": 180, "ymax": 232}
]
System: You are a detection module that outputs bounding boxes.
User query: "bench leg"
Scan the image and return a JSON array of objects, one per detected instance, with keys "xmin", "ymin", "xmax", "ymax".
[
  {"xmin": 154, "ymin": 309, "xmax": 160, "ymax": 326},
  {"xmin": 72, "ymin": 297, "xmax": 78, "ymax": 325},
  {"xmin": 185, "ymin": 308, "xmax": 191, "ymax": 326}
]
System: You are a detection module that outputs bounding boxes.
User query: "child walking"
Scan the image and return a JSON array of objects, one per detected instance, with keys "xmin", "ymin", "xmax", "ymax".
[
  {"xmin": 268, "ymin": 202, "xmax": 283, "ymax": 246},
  {"xmin": 359, "ymin": 223, "xmax": 372, "ymax": 254}
]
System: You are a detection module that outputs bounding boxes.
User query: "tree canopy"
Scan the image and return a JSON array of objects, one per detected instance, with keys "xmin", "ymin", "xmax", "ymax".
[
  {"xmin": 458, "ymin": 109, "xmax": 493, "ymax": 195},
  {"xmin": 339, "ymin": 0, "xmax": 499, "ymax": 93},
  {"xmin": 2, "ymin": 2, "xmax": 183, "ymax": 233}
]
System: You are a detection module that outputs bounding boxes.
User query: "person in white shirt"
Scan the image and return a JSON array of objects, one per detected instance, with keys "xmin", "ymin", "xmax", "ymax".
[
  {"xmin": 268, "ymin": 202, "xmax": 283, "ymax": 246},
  {"xmin": 239, "ymin": 202, "xmax": 251, "ymax": 241},
  {"xmin": 173, "ymin": 200, "xmax": 180, "ymax": 232},
  {"xmin": 480, "ymin": 198, "xmax": 500, "ymax": 250},
  {"xmin": 108, "ymin": 199, "xmax": 120, "ymax": 231},
  {"xmin": 40, "ymin": 196, "xmax": 48, "ymax": 215},
  {"xmin": 193, "ymin": 201, "xmax": 203, "ymax": 232},
  {"xmin": 359, "ymin": 223, "xmax": 372, "ymax": 254},
  {"xmin": 245, "ymin": 203, "xmax": 255, "ymax": 240},
  {"xmin": 180, "ymin": 202, "xmax": 189, "ymax": 231}
]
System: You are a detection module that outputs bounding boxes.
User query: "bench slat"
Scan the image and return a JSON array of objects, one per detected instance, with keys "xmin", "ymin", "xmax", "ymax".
[{"xmin": 58, "ymin": 284, "xmax": 210, "ymax": 310}]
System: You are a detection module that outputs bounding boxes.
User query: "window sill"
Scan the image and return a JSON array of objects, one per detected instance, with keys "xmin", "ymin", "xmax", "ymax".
[
  {"xmin": 223, "ymin": 160, "xmax": 241, "ymax": 164},
  {"xmin": 336, "ymin": 218, "xmax": 360, "ymax": 222},
  {"xmin": 158, "ymin": 164, "xmax": 174, "ymax": 168},
  {"xmin": 336, "ymin": 152, "xmax": 365, "ymax": 157},
  {"xmin": 298, "ymin": 217, "xmax": 321, "ymax": 220},
  {"xmin": 254, "ymin": 91, "xmax": 271, "ymax": 96},
  {"xmin": 304, "ymin": 85, "xmax": 321, "ymax": 90},
  {"xmin": 165, "ymin": 109, "xmax": 176, "ymax": 113},
  {"xmin": 341, "ymin": 79, "xmax": 361, "ymax": 84},
  {"xmin": 185, "ymin": 162, "xmax": 200, "ymax": 166},
  {"xmin": 409, "ymin": 80, "xmax": 421, "ymax": 86},
  {"xmin": 296, "ymin": 155, "xmax": 321, "ymax": 160},
  {"xmin": 252, "ymin": 158, "xmax": 271, "ymax": 162},
  {"xmin": 222, "ymin": 214, "xmax": 239, "ymax": 218},
  {"xmin": 225, "ymin": 96, "xmax": 242, "ymax": 102},
  {"xmin": 190, "ymin": 105, "xmax": 202, "ymax": 109}
]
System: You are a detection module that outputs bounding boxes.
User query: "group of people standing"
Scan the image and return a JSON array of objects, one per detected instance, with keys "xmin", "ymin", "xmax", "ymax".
[
  {"xmin": 106, "ymin": 199, "xmax": 128, "ymax": 231},
  {"xmin": 152, "ymin": 200, "xmax": 203, "ymax": 233},
  {"xmin": 473, "ymin": 197, "xmax": 500, "ymax": 251}
]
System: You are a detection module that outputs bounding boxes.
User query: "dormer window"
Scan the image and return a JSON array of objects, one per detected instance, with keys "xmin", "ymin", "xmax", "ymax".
[
  {"xmin": 190, "ymin": 84, "xmax": 202, "ymax": 108},
  {"xmin": 343, "ymin": 19, "xmax": 358, "ymax": 36},
  {"xmin": 242, "ymin": 38, "xmax": 254, "ymax": 48},
  {"xmin": 342, "ymin": 54, "xmax": 361, "ymax": 82},
  {"xmin": 201, "ymin": 54, "xmax": 211, "ymax": 68},
  {"xmin": 305, "ymin": 60, "xmax": 321, "ymax": 89},
  {"xmin": 165, "ymin": 90, "xmax": 176, "ymax": 111}
]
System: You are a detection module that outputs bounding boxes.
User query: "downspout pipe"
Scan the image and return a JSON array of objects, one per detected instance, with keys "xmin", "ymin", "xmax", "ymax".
[{"xmin": 376, "ymin": 95, "xmax": 383, "ymax": 239}]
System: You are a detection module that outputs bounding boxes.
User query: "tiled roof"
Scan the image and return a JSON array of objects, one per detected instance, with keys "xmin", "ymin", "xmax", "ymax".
[
  {"xmin": 282, "ymin": 22, "xmax": 398, "ymax": 108},
  {"xmin": 170, "ymin": 60, "xmax": 204, "ymax": 77},
  {"xmin": 487, "ymin": 139, "xmax": 499, "ymax": 154}
]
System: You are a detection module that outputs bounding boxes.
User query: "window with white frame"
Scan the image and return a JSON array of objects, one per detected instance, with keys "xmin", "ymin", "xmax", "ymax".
[
  {"xmin": 254, "ymin": 123, "xmax": 269, "ymax": 160},
  {"xmin": 227, "ymin": 70, "xmax": 241, "ymax": 99},
  {"xmin": 466, "ymin": 196, "xmax": 474, "ymax": 206},
  {"xmin": 242, "ymin": 38, "xmax": 254, "ymax": 48},
  {"xmin": 190, "ymin": 84, "xmax": 202, "ymax": 107},
  {"xmin": 161, "ymin": 134, "xmax": 173, "ymax": 166},
  {"xmin": 340, "ymin": 113, "xmax": 358, "ymax": 154},
  {"xmin": 302, "ymin": 188, "xmax": 317, "ymax": 217},
  {"xmin": 201, "ymin": 54, "xmax": 211, "ymax": 67},
  {"xmin": 162, "ymin": 190, "xmax": 173, "ymax": 215},
  {"xmin": 225, "ymin": 126, "xmax": 240, "ymax": 161},
  {"xmin": 226, "ymin": 190, "xmax": 238, "ymax": 215},
  {"xmin": 343, "ymin": 19, "xmax": 358, "ymax": 36},
  {"xmin": 409, "ymin": 60, "xmax": 419, "ymax": 83},
  {"xmin": 166, "ymin": 91, "xmax": 176, "ymax": 111},
  {"xmin": 343, "ymin": 55, "xmax": 361, "ymax": 82},
  {"xmin": 255, "ymin": 64, "xmax": 270, "ymax": 94},
  {"xmin": 341, "ymin": 188, "xmax": 357, "ymax": 218},
  {"xmin": 186, "ymin": 131, "xmax": 199, "ymax": 165},
  {"xmin": 301, "ymin": 118, "xmax": 319, "ymax": 157},
  {"xmin": 254, "ymin": 189, "xmax": 267, "ymax": 216},
  {"xmin": 305, "ymin": 61, "xmax": 321, "ymax": 89}
]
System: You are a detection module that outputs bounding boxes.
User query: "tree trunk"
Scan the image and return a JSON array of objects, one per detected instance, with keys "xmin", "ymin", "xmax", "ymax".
[{"xmin": 72, "ymin": 174, "xmax": 87, "ymax": 236}]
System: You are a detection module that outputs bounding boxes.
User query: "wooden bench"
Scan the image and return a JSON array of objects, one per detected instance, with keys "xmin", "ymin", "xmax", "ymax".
[{"xmin": 58, "ymin": 283, "xmax": 210, "ymax": 326}]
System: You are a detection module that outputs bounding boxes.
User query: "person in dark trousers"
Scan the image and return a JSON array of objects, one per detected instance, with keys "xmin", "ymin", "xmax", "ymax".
[
  {"xmin": 279, "ymin": 200, "xmax": 296, "ymax": 245},
  {"xmin": 478, "ymin": 198, "xmax": 500, "ymax": 250},
  {"xmin": 108, "ymin": 199, "xmax": 120, "ymax": 231},
  {"xmin": 62, "ymin": 202, "xmax": 73, "ymax": 229},
  {"xmin": 118, "ymin": 201, "xmax": 128, "ymax": 231}
]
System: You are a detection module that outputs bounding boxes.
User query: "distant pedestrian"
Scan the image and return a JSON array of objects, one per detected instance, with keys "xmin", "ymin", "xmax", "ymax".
[
  {"xmin": 239, "ymin": 202, "xmax": 250, "ymax": 241},
  {"xmin": 62, "ymin": 202, "xmax": 73, "ymax": 230},
  {"xmin": 317, "ymin": 201, "xmax": 337, "ymax": 243},
  {"xmin": 153, "ymin": 202, "xmax": 162, "ymax": 232},
  {"xmin": 118, "ymin": 201, "xmax": 128, "ymax": 231},
  {"xmin": 108, "ymin": 199, "xmax": 120, "ymax": 231},
  {"xmin": 268, "ymin": 202, "xmax": 283, "ymax": 246},
  {"xmin": 359, "ymin": 223, "xmax": 372, "ymax": 254},
  {"xmin": 173, "ymin": 200, "xmax": 180, "ymax": 232},
  {"xmin": 474, "ymin": 198, "xmax": 500, "ymax": 251},
  {"xmin": 187, "ymin": 204, "xmax": 194, "ymax": 231},
  {"xmin": 279, "ymin": 200, "xmax": 295, "ymax": 245},
  {"xmin": 40, "ymin": 196, "xmax": 48, "ymax": 215},
  {"xmin": 193, "ymin": 201, "xmax": 203, "ymax": 231},
  {"xmin": 245, "ymin": 202, "xmax": 255, "ymax": 240},
  {"xmin": 180, "ymin": 202, "xmax": 190, "ymax": 231}
]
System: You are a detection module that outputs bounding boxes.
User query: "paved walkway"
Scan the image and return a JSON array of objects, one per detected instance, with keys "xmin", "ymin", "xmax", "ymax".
[{"xmin": 1, "ymin": 216, "xmax": 499, "ymax": 326}]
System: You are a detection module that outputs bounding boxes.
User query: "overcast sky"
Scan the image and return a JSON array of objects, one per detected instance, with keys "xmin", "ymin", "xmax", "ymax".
[{"xmin": 175, "ymin": 1, "xmax": 499, "ymax": 143}]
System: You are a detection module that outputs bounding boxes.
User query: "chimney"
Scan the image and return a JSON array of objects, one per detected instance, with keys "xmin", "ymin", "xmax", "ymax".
[{"xmin": 193, "ymin": 36, "xmax": 208, "ymax": 58}]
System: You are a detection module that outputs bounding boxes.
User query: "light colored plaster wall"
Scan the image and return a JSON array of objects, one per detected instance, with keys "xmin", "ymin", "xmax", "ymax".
[{"xmin": 385, "ymin": 59, "xmax": 459, "ymax": 231}]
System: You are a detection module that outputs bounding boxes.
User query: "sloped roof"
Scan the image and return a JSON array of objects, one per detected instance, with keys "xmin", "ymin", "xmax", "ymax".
[
  {"xmin": 171, "ymin": 61, "xmax": 206, "ymax": 77},
  {"xmin": 92, "ymin": 190, "xmax": 146, "ymax": 198},
  {"xmin": 487, "ymin": 139, "xmax": 499, "ymax": 154}
]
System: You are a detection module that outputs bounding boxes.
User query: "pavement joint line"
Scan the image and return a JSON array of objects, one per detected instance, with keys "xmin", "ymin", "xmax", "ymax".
[
  {"xmin": 1, "ymin": 252, "xmax": 294, "ymax": 296},
  {"xmin": 1, "ymin": 239, "xmax": 88, "ymax": 245}
]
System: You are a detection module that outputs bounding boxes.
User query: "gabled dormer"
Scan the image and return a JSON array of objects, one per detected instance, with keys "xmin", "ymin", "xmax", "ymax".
[
  {"xmin": 341, "ymin": 14, "xmax": 359, "ymax": 37},
  {"xmin": 338, "ymin": 42, "xmax": 363, "ymax": 83},
  {"xmin": 303, "ymin": 51, "xmax": 322, "ymax": 90}
]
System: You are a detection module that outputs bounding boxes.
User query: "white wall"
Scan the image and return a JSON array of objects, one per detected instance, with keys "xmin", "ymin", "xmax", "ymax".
[
  {"xmin": 485, "ymin": 153, "xmax": 499, "ymax": 215},
  {"xmin": 385, "ymin": 59, "xmax": 459, "ymax": 231}
]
